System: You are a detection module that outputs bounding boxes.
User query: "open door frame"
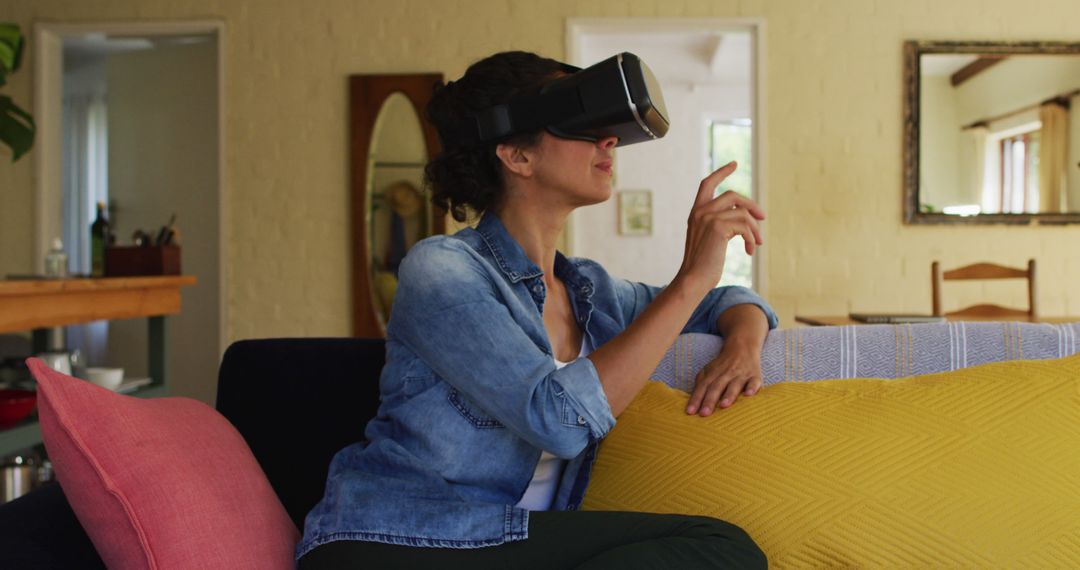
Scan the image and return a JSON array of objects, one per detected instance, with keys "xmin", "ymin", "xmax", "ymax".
[{"xmin": 33, "ymin": 20, "xmax": 227, "ymax": 360}]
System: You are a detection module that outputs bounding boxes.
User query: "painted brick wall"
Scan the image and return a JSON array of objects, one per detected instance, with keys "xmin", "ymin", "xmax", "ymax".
[{"xmin": 2, "ymin": 0, "xmax": 1079, "ymax": 342}]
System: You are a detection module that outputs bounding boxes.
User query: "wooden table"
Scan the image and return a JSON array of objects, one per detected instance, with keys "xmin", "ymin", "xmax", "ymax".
[
  {"xmin": 796, "ymin": 314, "xmax": 1080, "ymax": 326},
  {"xmin": 0, "ymin": 275, "xmax": 196, "ymax": 455}
]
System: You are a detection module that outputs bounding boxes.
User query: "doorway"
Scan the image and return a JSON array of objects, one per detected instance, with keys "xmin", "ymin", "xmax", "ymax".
[
  {"xmin": 566, "ymin": 19, "xmax": 767, "ymax": 295},
  {"xmin": 34, "ymin": 21, "xmax": 225, "ymax": 405}
]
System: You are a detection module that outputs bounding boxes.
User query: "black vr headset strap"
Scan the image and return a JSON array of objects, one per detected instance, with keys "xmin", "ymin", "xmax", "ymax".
[
  {"xmin": 440, "ymin": 76, "xmax": 584, "ymax": 149},
  {"xmin": 475, "ymin": 87, "xmax": 582, "ymax": 142}
]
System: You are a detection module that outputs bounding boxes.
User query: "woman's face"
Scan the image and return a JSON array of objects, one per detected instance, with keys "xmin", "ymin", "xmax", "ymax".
[{"xmin": 529, "ymin": 132, "xmax": 618, "ymax": 207}]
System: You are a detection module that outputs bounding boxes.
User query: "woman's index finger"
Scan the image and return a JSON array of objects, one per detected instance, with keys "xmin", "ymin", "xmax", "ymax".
[{"xmin": 695, "ymin": 161, "xmax": 738, "ymax": 207}]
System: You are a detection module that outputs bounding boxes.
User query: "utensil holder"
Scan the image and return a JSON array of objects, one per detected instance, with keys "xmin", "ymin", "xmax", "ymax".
[{"xmin": 104, "ymin": 245, "xmax": 181, "ymax": 276}]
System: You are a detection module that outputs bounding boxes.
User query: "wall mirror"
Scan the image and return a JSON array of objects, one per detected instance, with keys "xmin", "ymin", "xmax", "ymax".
[
  {"xmin": 904, "ymin": 41, "xmax": 1080, "ymax": 224},
  {"xmin": 350, "ymin": 74, "xmax": 445, "ymax": 338}
]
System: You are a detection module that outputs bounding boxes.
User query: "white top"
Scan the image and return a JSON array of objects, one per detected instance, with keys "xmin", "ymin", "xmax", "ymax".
[{"xmin": 514, "ymin": 335, "xmax": 592, "ymax": 511}]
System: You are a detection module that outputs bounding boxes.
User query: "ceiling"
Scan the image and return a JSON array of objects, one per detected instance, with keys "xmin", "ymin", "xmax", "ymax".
[{"xmin": 580, "ymin": 30, "xmax": 752, "ymax": 86}]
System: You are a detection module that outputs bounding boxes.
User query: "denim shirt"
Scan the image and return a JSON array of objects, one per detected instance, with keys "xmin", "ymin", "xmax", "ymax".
[{"xmin": 297, "ymin": 212, "xmax": 778, "ymax": 558}]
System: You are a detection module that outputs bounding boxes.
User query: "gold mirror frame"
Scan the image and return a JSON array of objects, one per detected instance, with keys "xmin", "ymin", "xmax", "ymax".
[
  {"xmin": 903, "ymin": 40, "xmax": 1080, "ymax": 225},
  {"xmin": 350, "ymin": 74, "xmax": 446, "ymax": 338}
]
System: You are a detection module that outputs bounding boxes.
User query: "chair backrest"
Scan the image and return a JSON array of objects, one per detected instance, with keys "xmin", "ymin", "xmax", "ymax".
[
  {"xmin": 931, "ymin": 259, "xmax": 1037, "ymax": 319},
  {"xmin": 215, "ymin": 338, "xmax": 385, "ymax": 530}
]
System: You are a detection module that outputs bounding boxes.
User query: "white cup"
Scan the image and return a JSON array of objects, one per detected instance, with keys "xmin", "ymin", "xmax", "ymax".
[
  {"xmin": 85, "ymin": 367, "xmax": 124, "ymax": 391},
  {"xmin": 36, "ymin": 352, "xmax": 72, "ymax": 376}
]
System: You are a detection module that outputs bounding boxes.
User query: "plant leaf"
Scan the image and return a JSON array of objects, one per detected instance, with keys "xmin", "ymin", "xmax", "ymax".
[
  {"xmin": 0, "ymin": 23, "xmax": 22, "ymax": 74},
  {"xmin": 0, "ymin": 94, "xmax": 35, "ymax": 162}
]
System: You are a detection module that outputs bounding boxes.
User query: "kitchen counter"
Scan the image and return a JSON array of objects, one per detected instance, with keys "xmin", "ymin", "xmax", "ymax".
[{"xmin": 0, "ymin": 275, "xmax": 196, "ymax": 456}]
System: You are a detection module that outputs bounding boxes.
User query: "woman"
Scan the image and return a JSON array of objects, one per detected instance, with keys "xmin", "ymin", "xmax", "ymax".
[{"xmin": 299, "ymin": 51, "xmax": 778, "ymax": 569}]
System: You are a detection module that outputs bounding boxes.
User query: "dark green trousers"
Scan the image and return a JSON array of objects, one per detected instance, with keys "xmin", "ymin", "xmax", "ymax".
[{"xmin": 299, "ymin": 510, "xmax": 767, "ymax": 569}]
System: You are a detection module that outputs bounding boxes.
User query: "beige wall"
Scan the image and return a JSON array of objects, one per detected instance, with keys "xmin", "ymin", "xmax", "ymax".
[{"xmin": 3, "ymin": 0, "xmax": 1080, "ymax": 341}]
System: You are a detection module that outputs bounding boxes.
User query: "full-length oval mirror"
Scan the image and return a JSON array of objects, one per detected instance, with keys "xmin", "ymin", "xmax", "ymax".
[
  {"xmin": 368, "ymin": 94, "xmax": 431, "ymax": 330},
  {"xmin": 350, "ymin": 74, "xmax": 445, "ymax": 337},
  {"xmin": 904, "ymin": 41, "xmax": 1080, "ymax": 224}
]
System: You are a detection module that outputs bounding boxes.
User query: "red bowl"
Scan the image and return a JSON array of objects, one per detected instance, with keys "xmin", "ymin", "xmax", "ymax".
[{"xmin": 0, "ymin": 389, "xmax": 37, "ymax": 428}]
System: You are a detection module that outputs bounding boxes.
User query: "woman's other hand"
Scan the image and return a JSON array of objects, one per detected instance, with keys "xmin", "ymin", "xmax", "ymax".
[
  {"xmin": 685, "ymin": 337, "xmax": 763, "ymax": 416},
  {"xmin": 686, "ymin": 304, "xmax": 771, "ymax": 416},
  {"xmin": 675, "ymin": 161, "xmax": 766, "ymax": 295}
]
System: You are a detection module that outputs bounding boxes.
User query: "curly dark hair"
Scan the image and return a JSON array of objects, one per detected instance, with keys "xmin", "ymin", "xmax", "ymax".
[{"xmin": 424, "ymin": 51, "xmax": 567, "ymax": 223}]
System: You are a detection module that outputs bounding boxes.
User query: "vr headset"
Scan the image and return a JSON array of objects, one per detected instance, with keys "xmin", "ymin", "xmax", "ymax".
[{"xmin": 439, "ymin": 52, "xmax": 669, "ymax": 149}]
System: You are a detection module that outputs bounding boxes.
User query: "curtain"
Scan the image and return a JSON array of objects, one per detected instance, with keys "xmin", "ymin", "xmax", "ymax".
[
  {"xmin": 1038, "ymin": 100, "xmax": 1069, "ymax": 213},
  {"xmin": 979, "ymin": 125, "xmax": 1001, "ymax": 214},
  {"xmin": 62, "ymin": 92, "xmax": 110, "ymax": 366},
  {"xmin": 62, "ymin": 94, "xmax": 108, "ymax": 273}
]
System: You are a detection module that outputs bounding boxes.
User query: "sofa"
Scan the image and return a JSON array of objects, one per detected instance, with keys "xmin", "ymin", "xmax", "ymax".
[{"xmin": 1, "ymin": 322, "xmax": 1077, "ymax": 568}]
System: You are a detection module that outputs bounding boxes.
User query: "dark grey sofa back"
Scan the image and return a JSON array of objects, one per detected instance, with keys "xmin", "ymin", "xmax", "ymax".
[{"xmin": 215, "ymin": 337, "xmax": 385, "ymax": 529}]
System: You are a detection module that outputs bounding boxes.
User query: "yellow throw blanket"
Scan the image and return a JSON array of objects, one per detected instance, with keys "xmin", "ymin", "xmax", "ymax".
[{"xmin": 583, "ymin": 354, "xmax": 1080, "ymax": 568}]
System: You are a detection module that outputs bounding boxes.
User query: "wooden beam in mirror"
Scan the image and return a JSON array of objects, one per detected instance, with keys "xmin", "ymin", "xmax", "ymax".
[
  {"xmin": 904, "ymin": 40, "xmax": 1080, "ymax": 225},
  {"xmin": 950, "ymin": 55, "xmax": 1006, "ymax": 87},
  {"xmin": 350, "ymin": 74, "xmax": 446, "ymax": 338}
]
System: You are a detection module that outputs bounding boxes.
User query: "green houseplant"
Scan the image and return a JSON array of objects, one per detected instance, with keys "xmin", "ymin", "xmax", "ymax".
[{"xmin": 0, "ymin": 23, "xmax": 35, "ymax": 162}]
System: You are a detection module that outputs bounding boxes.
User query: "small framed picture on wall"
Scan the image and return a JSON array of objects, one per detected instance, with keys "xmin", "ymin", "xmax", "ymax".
[{"xmin": 617, "ymin": 190, "xmax": 652, "ymax": 236}]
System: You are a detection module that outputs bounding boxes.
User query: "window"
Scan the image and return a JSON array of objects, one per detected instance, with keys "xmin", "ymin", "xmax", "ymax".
[
  {"xmin": 981, "ymin": 120, "xmax": 1041, "ymax": 214},
  {"xmin": 998, "ymin": 129, "xmax": 1040, "ymax": 214},
  {"xmin": 707, "ymin": 119, "xmax": 754, "ymax": 288}
]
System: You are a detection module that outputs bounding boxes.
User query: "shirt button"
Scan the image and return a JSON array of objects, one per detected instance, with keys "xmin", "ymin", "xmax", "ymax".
[{"xmin": 577, "ymin": 415, "xmax": 587, "ymax": 425}]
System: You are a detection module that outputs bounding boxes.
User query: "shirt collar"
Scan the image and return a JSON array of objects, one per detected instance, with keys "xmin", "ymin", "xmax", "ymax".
[
  {"xmin": 474, "ymin": 211, "xmax": 595, "ymax": 298},
  {"xmin": 475, "ymin": 211, "xmax": 544, "ymax": 283},
  {"xmin": 554, "ymin": 251, "xmax": 595, "ymax": 299}
]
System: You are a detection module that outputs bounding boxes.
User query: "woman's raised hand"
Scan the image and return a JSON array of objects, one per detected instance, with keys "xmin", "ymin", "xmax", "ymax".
[{"xmin": 675, "ymin": 161, "xmax": 766, "ymax": 293}]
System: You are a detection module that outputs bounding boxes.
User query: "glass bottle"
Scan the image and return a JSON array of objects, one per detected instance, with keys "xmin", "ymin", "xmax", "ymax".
[
  {"xmin": 90, "ymin": 201, "xmax": 110, "ymax": 277},
  {"xmin": 44, "ymin": 237, "xmax": 68, "ymax": 278}
]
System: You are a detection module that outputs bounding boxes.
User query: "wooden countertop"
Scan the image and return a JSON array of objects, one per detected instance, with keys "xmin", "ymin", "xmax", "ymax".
[{"xmin": 0, "ymin": 276, "xmax": 197, "ymax": 333}]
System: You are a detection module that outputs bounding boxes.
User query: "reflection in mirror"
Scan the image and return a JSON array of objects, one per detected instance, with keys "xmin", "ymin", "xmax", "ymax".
[
  {"xmin": 367, "ymin": 93, "xmax": 432, "ymax": 330},
  {"xmin": 904, "ymin": 41, "xmax": 1080, "ymax": 224},
  {"xmin": 350, "ymin": 73, "xmax": 443, "ymax": 338}
]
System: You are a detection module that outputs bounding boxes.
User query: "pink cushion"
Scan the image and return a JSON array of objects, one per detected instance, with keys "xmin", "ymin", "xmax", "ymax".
[{"xmin": 27, "ymin": 358, "xmax": 299, "ymax": 570}]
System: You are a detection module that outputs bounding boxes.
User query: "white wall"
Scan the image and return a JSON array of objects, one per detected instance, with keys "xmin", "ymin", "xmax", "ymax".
[
  {"xmin": 104, "ymin": 39, "xmax": 220, "ymax": 405},
  {"xmin": 62, "ymin": 56, "xmax": 106, "ymax": 99},
  {"xmin": 955, "ymin": 57, "xmax": 1080, "ymax": 125},
  {"xmin": 919, "ymin": 75, "xmax": 961, "ymax": 209}
]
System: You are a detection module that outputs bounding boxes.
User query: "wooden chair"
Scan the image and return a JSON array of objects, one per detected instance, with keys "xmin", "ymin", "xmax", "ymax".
[{"xmin": 931, "ymin": 259, "xmax": 1037, "ymax": 319}]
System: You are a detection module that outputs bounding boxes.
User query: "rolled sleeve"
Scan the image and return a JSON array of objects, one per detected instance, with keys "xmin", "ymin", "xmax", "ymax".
[
  {"xmin": 615, "ymin": 278, "xmax": 779, "ymax": 335},
  {"xmin": 696, "ymin": 285, "xmax": 779, "ymax": 334},
  {"xmin": 553, "ymin": 357, "xmax": 616, "ymax": 441}
]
